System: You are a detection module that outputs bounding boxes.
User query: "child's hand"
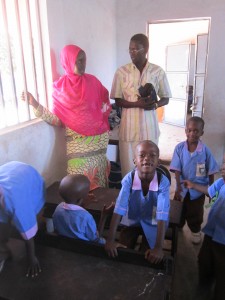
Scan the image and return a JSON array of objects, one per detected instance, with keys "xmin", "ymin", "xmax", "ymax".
[
  {"xmin": 105, "ymin": 240, "xmax": 127, "ymax": 258},
  {"xmin": 26, "ymin": 256, "xmax": 41, "ymax": 278},
  {"xmin": 145, "ymin": 247, "xmax": 164, "ymax": 264},
  {"xmin": 102, "ymin": 202, "xmax": 115, "ymax": 216},
  {"xmin": 182, "ymin": 180, "xmax": 194, "ymax": 189},
  {"xmin": 173, "ymin": 185, "xmax": 183, "ymax": 201}
]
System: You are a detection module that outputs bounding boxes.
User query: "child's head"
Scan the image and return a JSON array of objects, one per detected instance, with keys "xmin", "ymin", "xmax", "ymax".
[
  {"xmin": 133, "ymin": 140, "xmax": 159, "ymax": 179},
  {"xmin": 185, "ymin": 116, "xmax": 204, "ymax": 144},
  {"xmin": 59, "ymin": 174, "xmax": 90, "ymax": 205}
]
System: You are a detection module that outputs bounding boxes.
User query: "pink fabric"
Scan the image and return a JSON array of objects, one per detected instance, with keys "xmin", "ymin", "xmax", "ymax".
[{"xmin": 52, "ymin": 45, "xmax": 111, "ymax": 136}]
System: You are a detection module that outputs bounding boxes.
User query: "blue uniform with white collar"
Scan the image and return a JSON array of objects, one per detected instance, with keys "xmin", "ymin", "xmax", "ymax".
[
  {"xmin": 203, "ymin": 178, "xmax": 225, "ymax": 245},
  {"xmin": 53, "ymin": 202, "xmax": 105, "ymax": 244},
  {"xmin": 170, "ymin": 140, "xmax": 219, "ymax": 200},
  {"xmin": 0, "ymin": 161, "xmax": 45, "ymax": 240},
  {"xmin": 198, "ymin": 178, "xmax": 225, "ymax": 299},
  {"xmin": 114, "ymin": 169, "xmax": 170, "ymax": 249}
]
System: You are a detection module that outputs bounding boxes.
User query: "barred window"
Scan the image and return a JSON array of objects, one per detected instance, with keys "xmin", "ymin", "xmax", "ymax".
[{"xmin": 0, "ymin": 0, "xmax": 51, "ymax": 129}]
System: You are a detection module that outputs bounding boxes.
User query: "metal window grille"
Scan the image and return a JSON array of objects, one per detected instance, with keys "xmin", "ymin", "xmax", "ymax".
[{"xmin": 0, "ymin": 0, "xmax": 49, "ymax": 129}]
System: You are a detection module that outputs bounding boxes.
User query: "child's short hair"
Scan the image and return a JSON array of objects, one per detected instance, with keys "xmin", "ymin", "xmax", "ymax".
[
  {"xmin": 186, "ymin": 116, "xmax": 205, "ymax": 129},
  {"xmin": 59, "ymin": 174, "xmax": 90, "ymax": 203},
  {"xmin": 135, "ymin": 140, "xmax": 160, "ymax": 156}
]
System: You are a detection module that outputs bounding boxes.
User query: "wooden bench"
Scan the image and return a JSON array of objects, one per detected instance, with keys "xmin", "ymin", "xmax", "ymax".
[{"xmin": 42, "ymin": 182, "xmax": 182, "ymax": 257}]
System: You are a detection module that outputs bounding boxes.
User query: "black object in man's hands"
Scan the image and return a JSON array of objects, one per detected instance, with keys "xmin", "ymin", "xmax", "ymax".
[{"xmin": 138, "ymin": 83, "xmax": 157, "ymax": 104}]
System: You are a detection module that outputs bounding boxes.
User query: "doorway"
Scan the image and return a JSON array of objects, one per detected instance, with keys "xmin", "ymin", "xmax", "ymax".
[{"xmin": 148, "ymin": 18, "xmax": 210, "ymax": 162}]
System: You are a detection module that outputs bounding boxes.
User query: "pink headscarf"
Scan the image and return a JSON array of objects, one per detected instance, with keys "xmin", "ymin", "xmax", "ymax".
[{"xmin": 52, "ymin": 45, "xmax": 111, "ymax": 136}]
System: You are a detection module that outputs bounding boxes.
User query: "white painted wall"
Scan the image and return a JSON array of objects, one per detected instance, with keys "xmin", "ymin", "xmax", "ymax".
[
  {"xmin": 0, "ymin": 120, "xmax": 66, "ymax": 186},
  {"xmin": 114, "ymin": 0, "xmax": 225, "ymax": 165},
  {"xmin": 1, "ymin": 0, "xmax": 224, "ymax": 185},
  {"xmin": 46, "ymin": 0, "xmax": 116, "ymax": 92}
]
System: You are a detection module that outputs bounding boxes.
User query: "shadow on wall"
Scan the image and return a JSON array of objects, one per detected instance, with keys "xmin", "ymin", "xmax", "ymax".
[{"xmin": 0, "ymin": 120, "xmax": 67, "ymax": 187}]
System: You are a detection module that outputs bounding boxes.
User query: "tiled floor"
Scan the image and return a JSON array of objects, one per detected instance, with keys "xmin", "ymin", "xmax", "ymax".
[{"xmin": 158, "ymin": 122, "xmax": 186, "ymax": 164}]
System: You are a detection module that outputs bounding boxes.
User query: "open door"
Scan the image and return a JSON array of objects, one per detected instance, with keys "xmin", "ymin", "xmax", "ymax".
[
  {"xmin": 192, "ymin": 34, "xmax": 209, "ymax": 117},
  {"xmin": 163, "ymin": 43, "xmax": 194, "ymax": 127}
]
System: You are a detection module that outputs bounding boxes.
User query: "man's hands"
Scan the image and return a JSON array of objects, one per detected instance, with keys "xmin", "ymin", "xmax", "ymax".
[{"xmin": 136, "ymin": 96, "xmax": 156, "ymax": 110}]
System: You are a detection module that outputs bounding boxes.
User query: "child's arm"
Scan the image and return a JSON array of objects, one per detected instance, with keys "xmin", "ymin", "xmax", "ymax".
[
  {"xmin": 174, "ymin": 170, "xmax": 183, "ymax": 201},
  {"xmin": 208, "ymin": 174, "xmax": 214, "ymax": 186},
  {"xmin": 98, "ymin": 202, "xmax": 115, "ymax": 237},
  {"xmin": 183, "ymin": 180, "xmax": 209, "ymax": 196},
  {"xmin": 208, "ymin": 174, "xmax": 214, "ymax": 202},
  {"xmin": 104, "ymin": 213, "xmax": 127, "ymax": 257},
  {"xmin": 145, "ymin": 220, "xmax": 165, "ymax": 264},
  {"xmin": 25, "ymin": 238, "xmax": 41, "ymax": 277}
]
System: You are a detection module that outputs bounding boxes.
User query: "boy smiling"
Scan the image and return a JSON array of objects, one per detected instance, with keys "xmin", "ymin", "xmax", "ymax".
[{"xmin": 105, "ymin": 140, "xmax": 170, "ymax": 264}]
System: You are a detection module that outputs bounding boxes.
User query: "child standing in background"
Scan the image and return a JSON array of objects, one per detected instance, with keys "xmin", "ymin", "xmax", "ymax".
[
  {"xmin": 53, "ymin": 174, "xmax": 114, "ymax": 244},
  {"xmin": 183, "ymin": 153, "xmax": 225, "ymax": 300},
  {"xmin": 105, "ymin": 140, "xmax": 170, "ymax": 264},
  {"xmin": 170, "ymin": 116, "xmax": 219, "ymax": 244}
]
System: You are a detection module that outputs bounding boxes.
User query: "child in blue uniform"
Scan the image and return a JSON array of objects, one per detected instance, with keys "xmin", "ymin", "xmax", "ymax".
[
  {"xmin": 53, "ymin": 174, "xmax": 114, "ymax": 244},
  {"xmin": 183, "ymin": 154, "xmax": 225, "ymax": 300},
  {"xmin": 170, "ymin": 117, "xmax": 219, "ymax": 244},
  {"xmin": 105, "ymin": 140, "xmax": 170, "ymax": 264},
  {"xmin": 0, "ymin": 161, "xmax": 45, "ymax": 277}
]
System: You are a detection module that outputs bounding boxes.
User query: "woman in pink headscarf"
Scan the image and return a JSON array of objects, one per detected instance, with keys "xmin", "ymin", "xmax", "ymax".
[{"xmin": 22, "ymin": 45, "xmax": 111, "ymax": 190}]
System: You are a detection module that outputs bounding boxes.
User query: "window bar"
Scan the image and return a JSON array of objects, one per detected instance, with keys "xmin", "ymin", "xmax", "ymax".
[
  {"xmin": 0, "ymin": 72, "xmax": 6, "ymax": 128},
  {"xmin": 2, "ymin": 0, "xmax": 19, "ymax": 124},
  {"xmin": 34, "ymin": 0, "xmax": 49, "ymax": 108},
  {"xmin": 14, "ymin": 0, "xmax": 31, "ymax": 120},
  {"xmin": 25, "ymin": 0, "xmax": 39, "ymax": 104}
]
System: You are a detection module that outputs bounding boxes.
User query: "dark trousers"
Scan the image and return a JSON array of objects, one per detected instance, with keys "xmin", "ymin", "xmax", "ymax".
[
  {"xmin": 179, "ymin": 192, "xmax": 205, "ymax": 232},
  {"xmin": 198, "ymin": 235, "xmax": 225, "ymax": 300},
  {"xmin": 119, "ymin": 226, "xmax": 149, "ymax": 252}
]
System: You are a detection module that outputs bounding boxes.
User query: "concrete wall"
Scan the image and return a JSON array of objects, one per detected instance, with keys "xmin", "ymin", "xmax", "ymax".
[
  {"xmin": 46, "ymin": 0, "xmax": 116, "ymax": 91},
  {"xmin": 114, "ymin": 0, "xmax": 225, "ymax": 165},
  {"xmin": 0, "ymin": 120, "xmax": 66, "ymax": 186},
  {"xmin": 1, "ymin": 0, "xmax": 224, "ymax": 184}
]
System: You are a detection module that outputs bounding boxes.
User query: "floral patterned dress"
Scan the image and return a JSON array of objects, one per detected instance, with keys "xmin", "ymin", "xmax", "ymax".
[{"xmin": 34, "ymin": 105, "xmax": 110, "ymax": 190}]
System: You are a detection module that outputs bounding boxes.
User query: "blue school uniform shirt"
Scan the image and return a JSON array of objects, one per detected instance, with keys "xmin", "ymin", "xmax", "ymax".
[
  {"xmin": 0, "ymin": 161, "xmax": 45, "ymax": 240},
  {"xmin": 114, "ymin": 169, "xmax": 170, "ymax": 249},
  {"xmin": 53, "ymin": 202, "xmax": 105, "ymax": 244},
  {"xmin": 170, "ymin": 140, "xmax": 219, "ymax": 200},
  {"xmin": 202, "ymin": 178, "xmax": 225, "ymax": 245}
]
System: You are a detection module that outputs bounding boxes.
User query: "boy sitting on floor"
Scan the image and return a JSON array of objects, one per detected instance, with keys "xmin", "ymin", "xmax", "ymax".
[
  {"xmin": 53, "ymin": 174, "xmax": 114, "ymax": 244},
  {"xmin": 105, "ymin": 140, "xmax": 170, "ymax": 264}
]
